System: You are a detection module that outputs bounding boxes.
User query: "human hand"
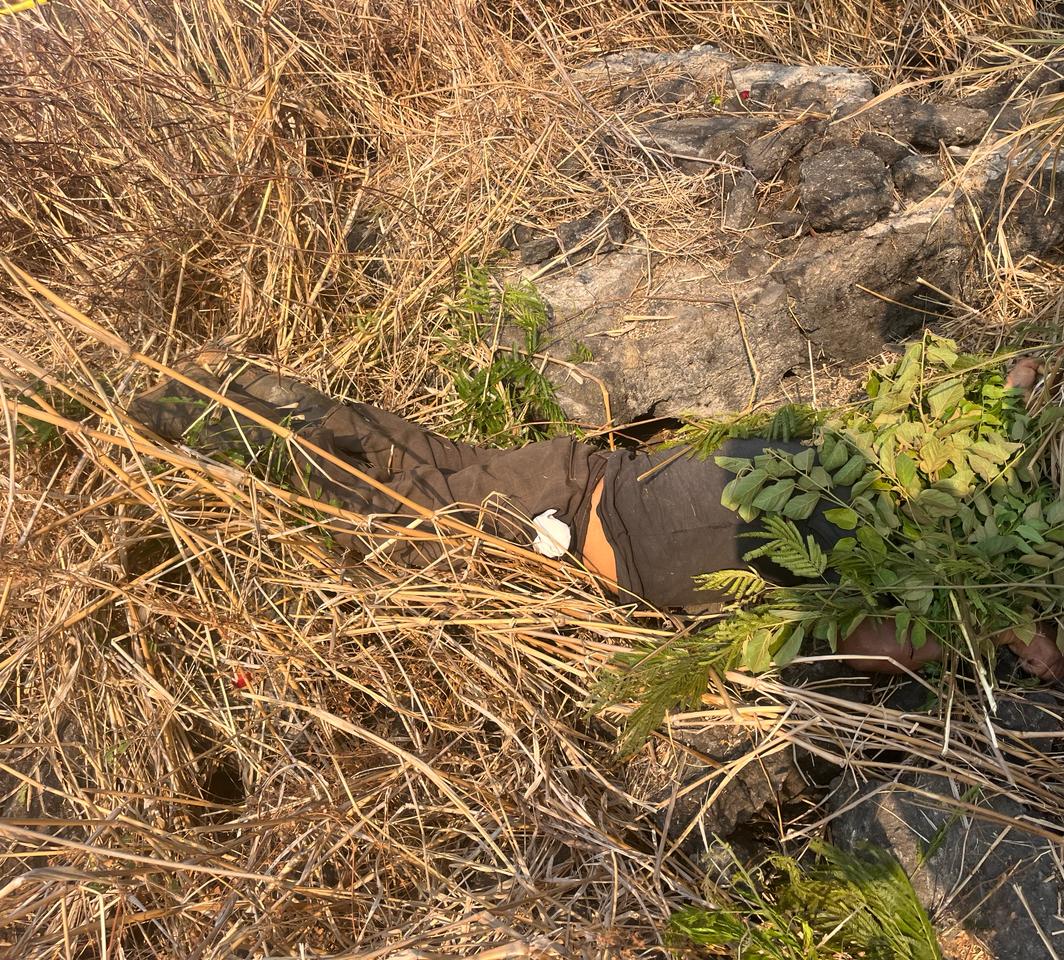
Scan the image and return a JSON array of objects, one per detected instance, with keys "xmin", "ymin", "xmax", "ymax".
[
  {"xmin": 998, "ymin": 626, "xmax": 1064, "ymax": 682},
  {"xmin": 1004, "ymin": 355, "xmax": 1044, "ymax": 402}
]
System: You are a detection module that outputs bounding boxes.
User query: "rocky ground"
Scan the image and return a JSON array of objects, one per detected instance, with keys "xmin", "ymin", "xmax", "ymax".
[
  {"xmin": 501, "ymin": 47, "xmax": 1064, "ymax": 426},
  {"xmin": 5, "ymin": 3, "xmax": 1064, "ymax": 955}
]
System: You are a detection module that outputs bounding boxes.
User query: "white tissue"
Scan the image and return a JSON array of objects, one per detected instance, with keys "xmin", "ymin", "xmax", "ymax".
[{"xmin": 531, "ymin": 509, "xmax": 571, "ymax": 558}]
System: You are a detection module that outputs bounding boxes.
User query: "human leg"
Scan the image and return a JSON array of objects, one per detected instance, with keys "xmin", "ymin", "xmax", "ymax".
[
  {"xmin": 293, "ymin": 419, "xmax": 603, "ymax": 562},
  {"xmin": 130, "ymin": 360, "xmax": 605, "ymax": 564},
  {"xmin": 836, "ymin": 618, "xmax": 1064, "ymax": 680},
  {"xmin": 130, "ymin": 360, "xmax": 493, "ymax": 475}
]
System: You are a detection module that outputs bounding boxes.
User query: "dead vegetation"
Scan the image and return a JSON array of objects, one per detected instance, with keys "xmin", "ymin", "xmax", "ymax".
[{"xmin": 2, "ymin": 1, "xmax": 1064, "ymax": 957}]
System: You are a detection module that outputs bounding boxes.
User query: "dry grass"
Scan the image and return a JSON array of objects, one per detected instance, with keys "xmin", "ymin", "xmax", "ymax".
[{"xmin": 3, "ymin": 1, "xmax": 1064, "ymax": 957}]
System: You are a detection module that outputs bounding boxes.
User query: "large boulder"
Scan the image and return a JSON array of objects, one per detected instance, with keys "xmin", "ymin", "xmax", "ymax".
[
  {"xmin": 829, "ymin": 769, "xmax": 1064, "ymax": 960},
  {"xmin": 504, "ymin": 48, "xmax": 1064, "ymax": 426}
]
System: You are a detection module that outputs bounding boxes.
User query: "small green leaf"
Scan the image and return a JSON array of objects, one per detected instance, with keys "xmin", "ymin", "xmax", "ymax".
[
  {"xmin": 721, "ymin": 468, "xmax": 768, "ymax": 509},
  {"xmin": 824, "ymin": 507, "xmax": 859, "ymax": 530},
  {"xmin": 895, "ymin": 453, "xmax": 920, "ymax": 494},
  {"xmin": 876, "ymin": 492, "xmax": 900, "ymax": 529},
  {"xmin": 782, "ymin": 491, "xmax": 819, "ymax": 520},
  {"xmin": 927, "ymin": 379, "xmax": 965, "ymax": 418},
  {"xmin": 792, "ymin": 447, "xmax": 815, "ymax": 472},
  {"xmin": 850, "ymin": 472, "xmax": 879, "ymax": 497},
  {"xmin": 933, "ymin": 468, "xmax": 975, "ymax": 497},
  {"xmin": 918, "ymin": 436, "xmax": 951, "ymax": 474},
  {"xmin": 1046, "ymin": 501, "xmax": 1064, "ymax": 525},
  {"xmin": 820, "ymin": 435, "xmax": 849, "ymax": 471},
  {"xmin": 857, "ymin": 526, "xmax": 888, "ymax": 561},
  {"xmin": 911, "ymin": 488, "xmax": 958, "ymax": 520},
  {"xmin": 1014, "ymin": 523, "xmax": 1046, "ymax": 545},
  {"xmin": 833, "ymin": 454, "xmax": 866, "ymax": 487},
  {"xmin": 926, "ymin": 341, "xmax": 959, "ymax": 367},
  {"xmin": 894, "ymin": 609, "xmax": 912, "ymax": 645},
  {"xmin": 759, "ymin": 455, "xmax": 797, "ymax": 478},
  {"xmin": 752, "ymin": 479, "xmax": 796, "ymax": 512},
  {"xmin": 967, "ymin": 453, "xmax": 998, "ymax": 482},
  {"xmin": 743, "ymin": 630, "xmax": 774, "ymax": 673},
  {"xmin": 809, "ymin": 465, "xmax": 833, "ymax": 489},
  {"xmin": 773, "ymin": 624, "xmax": 805, "ymax": 667},
  {"xmin": 1024, "ymin": 500, "xmax": 1045, "ymax": 522},
  {"xmin": 969, "ymin": 436, "xmax": 1021, "ymax": 464},
  {"xmin": 714, "ymin": 455, "xmax": 753, "ymax": 475}
]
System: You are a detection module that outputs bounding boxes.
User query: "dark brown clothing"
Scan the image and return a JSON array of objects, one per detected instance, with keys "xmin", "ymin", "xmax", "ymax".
[
  {"xmin": 130, "ymin": 363, "xmax": 607, "ymax": 566},
  {"xmin": 598, "ymin": 439, "xmax": 844, "ymax": 607},
  {"xmin": 130, "ymin": 364, "xmax": 835, "ymax": 607}
]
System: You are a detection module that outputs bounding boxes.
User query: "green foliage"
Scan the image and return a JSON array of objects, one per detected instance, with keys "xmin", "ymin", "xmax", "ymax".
[
  {"xmin": 443, "ymin": 266, "xmax": 567, "ymax": 447},
  {"xmin": 567, "ymin": 341, "xmax": 594, "ymax": 363},
  {"xmin": 602, "ymin": 333, "xmax": 1064, "ymax": 745},
  {"xmin": 669, "ymin": 841, "xmax": 941, "ymax": 960},
  {"xmin": 14, "ymin": 384, "xmax": 91, "ymax": 455},
  {"xmin": 742, "ymin": 516, "xmax": 828, "ymax": 578},
  {"xmin": 595, "ymin": 608, "xmax": 804, "ymax": 753},
  {"xmin": 669, "ymin": 403, "xmax": 821, "ymax": 460},
  {"xmin": 702, "ymin": 334, "xmax": 1064, "ymax": 668}
]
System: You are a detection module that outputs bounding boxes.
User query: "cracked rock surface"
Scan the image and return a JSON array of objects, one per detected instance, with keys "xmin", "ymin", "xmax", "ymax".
[
  {"xmin": 830, "ymin": 768, "xmax": 1063, "ymax": 960},
  {"xmin": 503, "ymin": 47, "xmax": 1064, "ymax": 425}
]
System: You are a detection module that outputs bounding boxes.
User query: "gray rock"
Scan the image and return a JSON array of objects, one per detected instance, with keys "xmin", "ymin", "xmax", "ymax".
[
  {"xmin": 624, "ymin": 719, "xmax": 809, "ymax": 854},
  {"xmin": 743, "ymin": 119, "xmax": 824, "ymax": 179},
  {"xmin": 729, "ymin": 63, "xmax": 874, "ymax": 112},
  {"xmin": 829, "ymin": 770, "xmax": 1064, "ymax": 960},
  {"xmin": 616, "ymin": 73, "xmax": 698, "ymax": 108},
  {"xmin": 723, "ymin": 173, "xmax": 759, "ymax": 230},
  {"xmin": 499, "ymin": 53, "xmax": 1064, "ymax": 426},
  {"xmin": 843, "ymin": 97, "xmax": 991, "ymax": 147},
  {"xmin": 509, "ymin": 178, "xmax": 1064, "ymax": 426},
  {"xmin": 506, "ymin": 209, "xmax": 629, "ymax": 265},
  {"xmin": 573, "ymin": 45, "xmax": 737, "ymax": 101},
  {"xmin": 893, "ymin": 155, "xmax": 943, "ymax": 201},
  {"xmin": 766, "ymin": 209, "xmax": 807, "ymax": 238},
  {"xmin": 774, "ymin": 80, "xmax": 834, "ymax": 113},
  {"xmin": 643, "ymin": 115, "xmax": 773, "ymax": 172},
  {"xmin": 858, "ymin": 130, "xmax": 913, "ymax": 165},
  {"xmin": 799, "ymin": 147, "xmax": 892, "ymax": 231}
]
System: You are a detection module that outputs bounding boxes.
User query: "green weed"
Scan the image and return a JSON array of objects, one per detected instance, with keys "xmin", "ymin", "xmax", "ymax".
[
  {"xmin": 670, "ymin": 841, "xmax": 941, "ymax": 960},
  {"xmin": 601, "ymin": 335, "xmax": 1064, "ymax": 747},
  {"xmin": 442, "ymin": 265, "xmax": 568, "ymax": 447}
]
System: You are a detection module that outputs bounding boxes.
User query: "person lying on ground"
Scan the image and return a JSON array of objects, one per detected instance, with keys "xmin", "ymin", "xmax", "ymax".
[{"xmin": 129, "ymin": 348, "xmax": 1064, "ymax": 681}]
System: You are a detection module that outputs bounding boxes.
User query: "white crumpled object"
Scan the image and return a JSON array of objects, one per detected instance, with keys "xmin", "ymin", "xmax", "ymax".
[{"xmin": 531, "ymin": 509, "xmax": 571, "ymax": 558}]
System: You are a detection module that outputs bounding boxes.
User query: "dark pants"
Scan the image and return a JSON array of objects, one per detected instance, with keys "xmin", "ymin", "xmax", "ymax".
[{"xmin": 129, "ymin": 362, "xmax": 607, "ymax": 565}]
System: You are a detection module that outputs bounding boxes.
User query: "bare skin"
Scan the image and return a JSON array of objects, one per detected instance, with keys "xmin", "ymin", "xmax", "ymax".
[
  {"xmin": 835, "ymin": 619, "xmax": 1064, "ymax": 681},
  {"xmin": 583, "ymin": 477, "xmax": 617, "ymax": 583},
  {"xmin": 582, "ymin": 355, "xmax": 1064, "ymax": 680}
]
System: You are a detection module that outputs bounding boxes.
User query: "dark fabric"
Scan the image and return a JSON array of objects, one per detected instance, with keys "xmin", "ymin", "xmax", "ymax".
[
  {"xmin": 595, "ymin": 438, "xmax": 845, "ymax": 609},
  {"xmin": 129, "ymin": 362, "xmax": 607, "ymax": 565},
  {"xmin": 130, "ymin": 362, "xmax": 841, "ymax": 601}
]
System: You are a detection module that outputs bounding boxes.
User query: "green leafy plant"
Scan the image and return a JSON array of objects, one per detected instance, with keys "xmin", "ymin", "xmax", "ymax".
[
  {"xmin": 668, "ymin": 403, "xmax": 821, "ymax": 460},
  {"xmin": 670, "ymin": 841, "xmax": 941, "ymax": 960},
  {"xmin": 601, "ymin": 334, "xmax": 1064, "ymax": 746},
  {"xmin": 443, "ymin": 266, "xmax": 567, "ymax": 446},
  {"xmin": 567, "ymin": 341, "xmax": 594, "ymax": 363},
  {"xmin": 14, "ymin": 383, "xmax": 91, "ymax": 455}
]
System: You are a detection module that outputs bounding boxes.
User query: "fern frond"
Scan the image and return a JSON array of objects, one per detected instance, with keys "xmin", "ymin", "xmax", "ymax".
[
  {"xmin": 695, "ymin": 569, "xmax": 768, "ymax": 605},
  {"xmin": 742, "ymin": 516, "xmax": 827, "ymax": 578},
  {"xmin": 766, "ymin": 403, "xmax": 820, "ymax": 441},
  {"xmin": 593, "ymin": 625, "xmax": 748, "ymax": 753}
]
